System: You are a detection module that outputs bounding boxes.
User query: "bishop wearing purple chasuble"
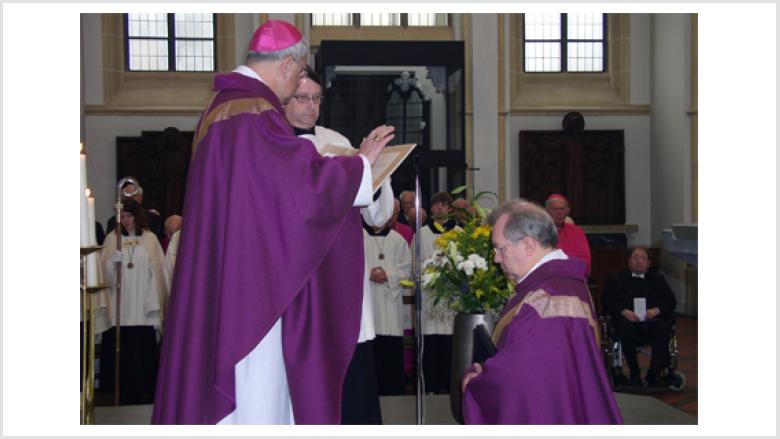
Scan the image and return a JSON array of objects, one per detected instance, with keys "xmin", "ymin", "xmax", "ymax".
[
  {"xmin": 151, "ymin": 20, "xmax": 394, "ymax": 425},
  {"xmin": 462, "ymin": 201, "xmax": 622, "ymax": 424}
]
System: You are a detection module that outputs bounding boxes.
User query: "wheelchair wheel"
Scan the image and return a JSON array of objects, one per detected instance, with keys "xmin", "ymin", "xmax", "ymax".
[{"xmin": 667, "ymin": 370, "xmax": 686, "ymax": 392}]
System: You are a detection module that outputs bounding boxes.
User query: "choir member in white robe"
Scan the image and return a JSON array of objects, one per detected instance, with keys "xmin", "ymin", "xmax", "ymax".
[
  {"xmin": 295, "ymin": 119, "xmax": 393, "ymax": 424},
  {"xmin": 95, "ymin": 198, "xmax": 170, "ymax": 404},
  {"xmin": 364, "ymin": 224, "xmax": 411, "ymax": 396},
  {"xmin": 165, "ymin": 229, "xmax": 180, "ymax": 275}
]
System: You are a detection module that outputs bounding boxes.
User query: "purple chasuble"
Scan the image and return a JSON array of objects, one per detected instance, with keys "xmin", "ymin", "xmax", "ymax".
[
  {"xmin": 462, "ymin": 258, "xmax": 623, "ymax": 424},
  {"xmin": 152, "ymin": 72, "xmax": 364, "ymax": 424}
]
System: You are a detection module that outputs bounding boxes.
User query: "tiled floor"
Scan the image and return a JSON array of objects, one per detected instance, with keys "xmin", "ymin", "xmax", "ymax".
[
  {"xmin": 94, "ymin": 392, "xmax": 695, "ymax": 425},
  {"xmin": 93, "ymin": 314, "xmax": 698, "ymax": 423}
]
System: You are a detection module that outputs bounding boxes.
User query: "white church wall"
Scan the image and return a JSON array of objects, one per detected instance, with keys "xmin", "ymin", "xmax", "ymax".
[
  {"xmin": 507, "ymin": 115, "xmax": 653, "ymax": 247},
  {"xmin": 234, "ymin": 13, "xmax": 258, "ymax": 66},
  {"xmin": 82, "ymin": 13, "xmax": 260, "ymax": 225},
  {"xmin": 82, "ymin": 14, "xmax": 104, "ymax": 106},
  {"xmin": 630, "ymin": 14, "xmax": 652, "ymax": 105},
  {"xmin": 470, "ymin": 14, "xmax": 500, "ymax": 201},
  {"xmin": 82, "ymin": 14, "xmax": 200, "ymax": 224},
  {"xmin": 497, "ymin": 13, "xmax": 655, "ymax": 246},
  {"xmin": 650, "ymin": 14, "xmax": 694, "ymax": 312}
]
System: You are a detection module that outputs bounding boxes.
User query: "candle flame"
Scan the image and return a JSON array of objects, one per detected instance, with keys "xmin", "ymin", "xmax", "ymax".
[
  {"xmin": 80, "ymin": 142, "xmax": 84, "ymax": 155},
  {"xmin": 86, "ymin": 188, "xmax": 91, "ymax": 197}
]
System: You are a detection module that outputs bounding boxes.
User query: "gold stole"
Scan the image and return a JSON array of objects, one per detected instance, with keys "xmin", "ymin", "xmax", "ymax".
[
  {"xmin": 193, "ymin": 97, "xmax": 277, "ymax": 154},
  {"xmin": 491, "ymin": 287, "xmax": 600, "ymax": 348}
]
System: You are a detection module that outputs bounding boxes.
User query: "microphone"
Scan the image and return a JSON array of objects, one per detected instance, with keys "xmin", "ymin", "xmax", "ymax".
[{"xmin": 417, "ymin": 121, "xmax": 426, "ymax": 147}]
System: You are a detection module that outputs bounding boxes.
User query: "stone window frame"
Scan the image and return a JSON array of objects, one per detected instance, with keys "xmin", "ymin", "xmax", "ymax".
[
  {"xmin": 307, "ymin": 13, "xmax": 454, "ymax": 47},
  {"xmin": 509, "ymin": 13, "xmax": 646, "ymax": 112},
  {"xmin": 88, "ymin": 13, "xmax": 235, "ymax": 114}
]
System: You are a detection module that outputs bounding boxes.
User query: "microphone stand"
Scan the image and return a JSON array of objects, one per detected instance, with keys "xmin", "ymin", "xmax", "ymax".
[
  {"xmin": 413, "ymin": 153, "xmax": 425, "ymax": 425},
  {"xmin": 111, "ymin": 176, "xmax": 139, "ymax": 406}
]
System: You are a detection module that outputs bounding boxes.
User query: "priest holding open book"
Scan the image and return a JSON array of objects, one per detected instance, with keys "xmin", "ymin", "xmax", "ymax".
[
  {"xmin": 152, "ymin": 19, "xmax": 395, "ymax": 425},
  {"xmin": 284, "ymin": 64, "xmax": 417, "ymax": 424}
]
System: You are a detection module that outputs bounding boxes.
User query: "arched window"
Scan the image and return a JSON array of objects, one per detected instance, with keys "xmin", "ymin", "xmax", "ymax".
[{"xmin": 385, "ymin": 71, "xmax": 427, "ymax": 145}]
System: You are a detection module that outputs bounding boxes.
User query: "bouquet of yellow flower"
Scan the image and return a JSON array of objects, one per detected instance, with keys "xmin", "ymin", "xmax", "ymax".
[{"xmin": 421, "ymin": 188, "xmax": 514, "ymax": 314}]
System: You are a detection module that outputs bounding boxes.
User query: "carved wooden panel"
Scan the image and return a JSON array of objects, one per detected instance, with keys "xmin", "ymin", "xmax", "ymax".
[
  {"xmin": 116, "ymin": 127, "xmax": 193, "ymax": 220},
  {"xmin": 518, "ymin": 115, "xmax": 625, "ymax": 225}
]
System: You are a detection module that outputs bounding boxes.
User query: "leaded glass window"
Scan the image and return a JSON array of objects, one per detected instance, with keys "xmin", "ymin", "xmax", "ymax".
[
  {"xmin": 523, "ymin": 13, "xmax": 606, "ymax": 73},
  {"xmin": 312, "ymin": 13, "xmax": 448, "ymax": 28},
  {"xmin": 359, "ymin": 13, "xmax": 401, "ymax": 26},
  {"xmin": 408, "ymin": 13, "xmax": 448, "ymax": 26},
  {"xmin": 125, "ymin": 13, "xmax": 216, "ymax": 72},
  {"xmin": 312, "ymin": 13, "xmax": 353, "ymax": 26}
]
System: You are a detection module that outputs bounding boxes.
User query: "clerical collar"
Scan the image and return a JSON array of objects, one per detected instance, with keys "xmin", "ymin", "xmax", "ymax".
[
  {"xmin": 233, "ymin": 65, "xmax": 266, "ymax": 85},
  {"xmin": 364, "ymin": 224, "xmax": 391, "ymax": 236},
  {"xmin": 631, "ymin": 272, "xmax": 645, "ymax": 279},
  {"xmin": 516, "ymin": 249, "xmax": 568, "ymax": 285},
  {"xmin": 293, "ymin": 126, "xmax": 316, "ymax": 136}
]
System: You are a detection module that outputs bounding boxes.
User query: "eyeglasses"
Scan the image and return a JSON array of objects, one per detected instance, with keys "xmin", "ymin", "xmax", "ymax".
[
  {"xmin": 493, "ymin": 242, "xmax": 511, "ymax": 254},
  {"xmin": 292, "ymin": 93, "xmax": 324, "ymax": 104},
  {"xmin": 291, "ymin": 57, "xmax": 308, "ymax": 78},
  {"xmin": 493, "ymin": 240, "xmax": 518, "ymax": 254}
]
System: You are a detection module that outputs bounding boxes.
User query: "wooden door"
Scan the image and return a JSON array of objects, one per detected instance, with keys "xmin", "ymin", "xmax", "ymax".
[{"xmin": 115, "ymin": 127, "xmax": 193, "ymax": 220}]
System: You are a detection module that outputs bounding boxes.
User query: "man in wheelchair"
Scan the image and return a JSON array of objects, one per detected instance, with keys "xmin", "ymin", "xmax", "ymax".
[{"xmin": 602, "ymin": 246, "xmax": 679, "ymax": 388}]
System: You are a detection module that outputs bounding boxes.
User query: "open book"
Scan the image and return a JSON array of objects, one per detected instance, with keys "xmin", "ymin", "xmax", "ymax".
[{"xmin": 319, "ymin": 143, "xmax": 417, "ymax": 194}]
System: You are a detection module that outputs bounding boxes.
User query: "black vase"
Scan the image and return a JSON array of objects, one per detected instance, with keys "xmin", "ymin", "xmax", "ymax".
[{"xmin": 449, "ymin": 312, "xmax": 496, "ymax": 424}]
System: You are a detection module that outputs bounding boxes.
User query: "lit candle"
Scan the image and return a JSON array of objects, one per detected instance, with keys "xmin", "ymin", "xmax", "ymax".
[
  {"xmin": 86, "ymin": 189, "xmax": 99, "ymax": 286},
  {"xmin": 80, "ymin": 144, "xmax": 90, "ymax": 246}
]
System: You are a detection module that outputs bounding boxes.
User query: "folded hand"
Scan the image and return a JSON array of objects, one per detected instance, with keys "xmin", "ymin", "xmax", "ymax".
[{"xmin": 461, "ymin": 362, "xmax": 483, "ymax": 393}]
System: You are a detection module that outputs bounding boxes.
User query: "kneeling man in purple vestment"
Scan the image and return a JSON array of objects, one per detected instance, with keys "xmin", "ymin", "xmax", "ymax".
[
  {"xmin": 151, "ymin": 19, "xmax": 394, "ymax": 425},
  {"xmin": 461, "ymin": 200, "xmax": 623, "ymax": 424}
]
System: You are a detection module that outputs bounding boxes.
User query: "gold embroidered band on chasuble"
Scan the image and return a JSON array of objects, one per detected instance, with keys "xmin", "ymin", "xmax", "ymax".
[
  {"xmin": 193, "ymin": 97, "xmax": 277, "ymax": 153},
  {"xmin": 492, "ymin": 289, "xmax": 600, "ymax": 347}
]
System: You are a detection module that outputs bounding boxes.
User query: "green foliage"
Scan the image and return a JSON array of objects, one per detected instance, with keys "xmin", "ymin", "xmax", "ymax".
[{"xmin": 422, "ymin": 188, "xmax": 513, "ymax": 314}]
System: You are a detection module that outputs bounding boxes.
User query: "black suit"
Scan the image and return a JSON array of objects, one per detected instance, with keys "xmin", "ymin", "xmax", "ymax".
[{"xmin": 602, "ymin": 268, "xmax": 677, "ymax": 379}]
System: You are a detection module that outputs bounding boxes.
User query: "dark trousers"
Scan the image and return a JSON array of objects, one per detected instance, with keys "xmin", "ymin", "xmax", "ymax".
[
  {"xmin": 422, "ymin": 334, "xmax": 452, "ymax": 394},
  {"xmin": 615, "ymin": 318, "xmax": 674, "ymax": 377},
  {"xmin": 341, "ymin": 340, "xmax": 382, "ymax": 424},
  {"xmin": 99, "ymin": 326, "xmax": 158, "ymax": 405},
  {"xmin": 374, "ymin": 335, "xmax": 405, "ymax": 396}
]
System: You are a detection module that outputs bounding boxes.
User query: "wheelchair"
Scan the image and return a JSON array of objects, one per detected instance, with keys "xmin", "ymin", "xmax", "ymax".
[{"xmin": 600, "ymin": 314, "xmax": 686, "ymax": 392}]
